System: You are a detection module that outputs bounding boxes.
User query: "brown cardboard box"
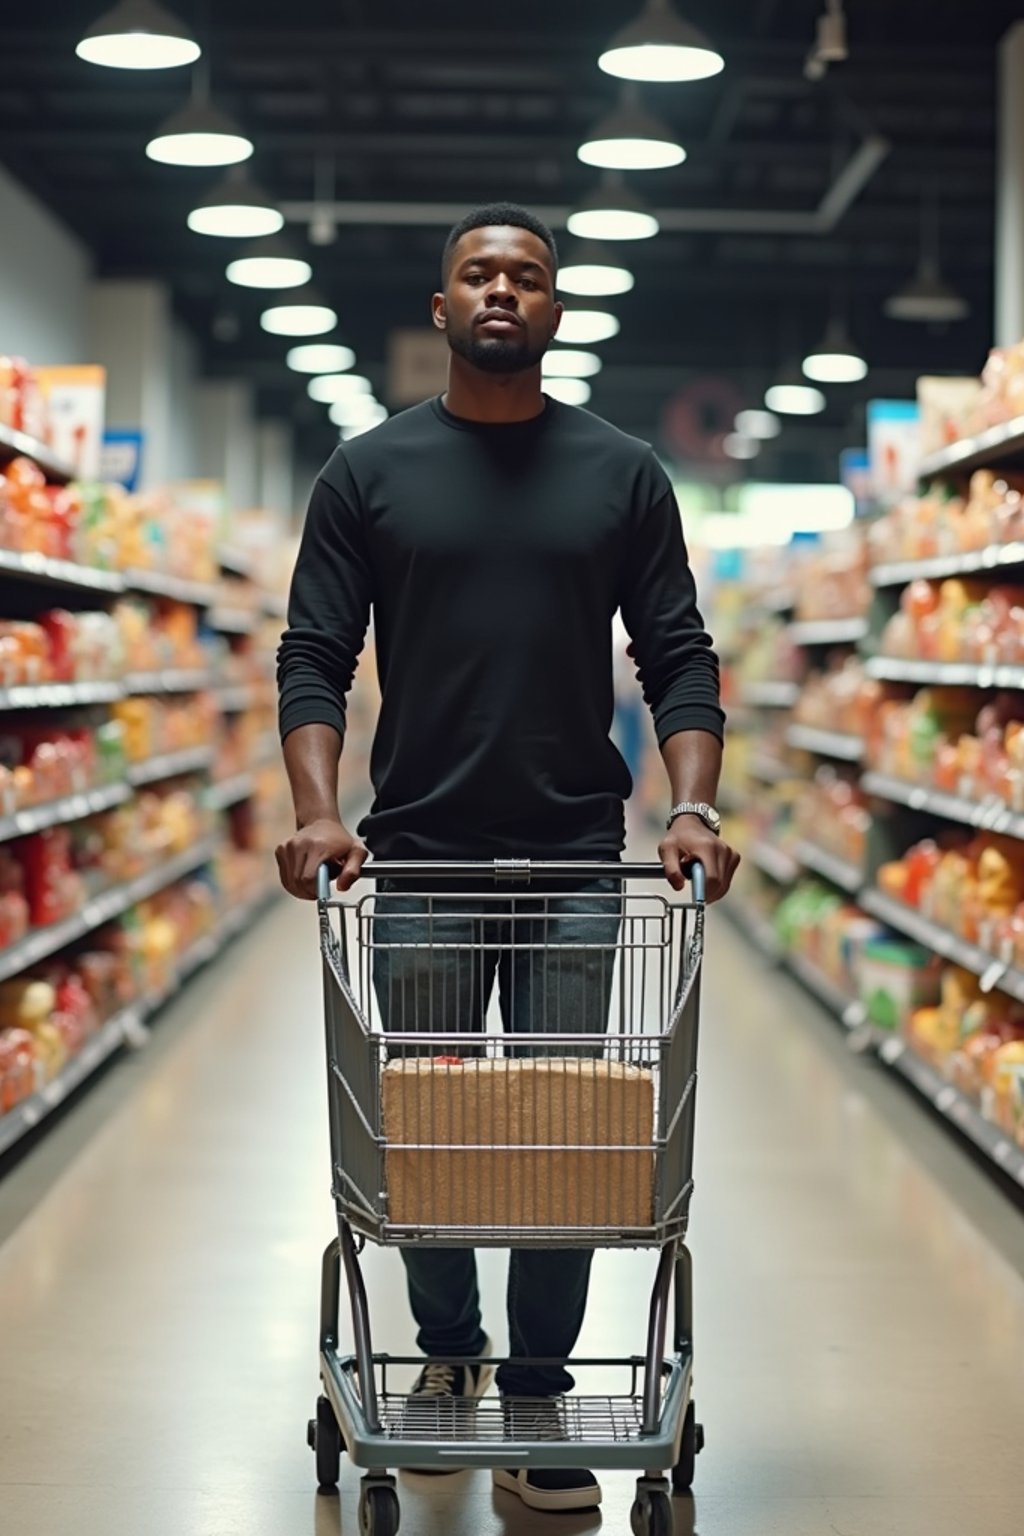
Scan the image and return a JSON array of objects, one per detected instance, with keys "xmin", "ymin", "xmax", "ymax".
[{"xmin": 381, "ymin": 1057, "xmax": 655, "ymax": 1232}]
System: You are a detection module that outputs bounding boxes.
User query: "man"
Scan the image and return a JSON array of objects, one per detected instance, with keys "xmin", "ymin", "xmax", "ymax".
[{"xmin": 276, "ymin": 203, "xmax": 739, "ymax": 1514}]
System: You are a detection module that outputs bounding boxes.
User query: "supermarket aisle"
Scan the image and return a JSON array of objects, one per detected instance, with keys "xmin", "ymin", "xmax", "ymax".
[{"xmin": 1, "ymin": 892, "xmax": 1024, "ymax": 1536}]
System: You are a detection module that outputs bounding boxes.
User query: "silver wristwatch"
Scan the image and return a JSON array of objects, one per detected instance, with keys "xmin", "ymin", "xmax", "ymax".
[{"xmin": 667, "ymin": 801, "xmax": 722, "ymax": 836}]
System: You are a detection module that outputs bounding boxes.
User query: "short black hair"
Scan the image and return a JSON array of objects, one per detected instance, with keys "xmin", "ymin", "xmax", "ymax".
[{"xmin": 442, "ymin": 203, "xmax": 559, "ymax": 285}]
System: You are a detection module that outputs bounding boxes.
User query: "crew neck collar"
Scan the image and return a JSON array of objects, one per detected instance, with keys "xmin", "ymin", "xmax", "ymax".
[{"xmin": 431, "ymin": 394, "xmax": 556, "ymax": 434}]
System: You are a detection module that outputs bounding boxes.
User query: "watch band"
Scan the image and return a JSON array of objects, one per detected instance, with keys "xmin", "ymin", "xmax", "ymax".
[{"xmin": 667, "ymin": 801, "xmax": 721, "ymax": 834}]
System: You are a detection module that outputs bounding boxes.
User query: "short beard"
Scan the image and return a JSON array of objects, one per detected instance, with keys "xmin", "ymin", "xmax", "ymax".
[{"xmin": 448, "ymin": 327, "xmax": 548, "ymax": 375}]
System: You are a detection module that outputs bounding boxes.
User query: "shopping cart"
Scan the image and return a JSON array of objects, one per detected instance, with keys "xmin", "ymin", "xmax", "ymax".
[{"xmin": 307, "ymin": 859, "xmax": 706, "ymax": 1536}]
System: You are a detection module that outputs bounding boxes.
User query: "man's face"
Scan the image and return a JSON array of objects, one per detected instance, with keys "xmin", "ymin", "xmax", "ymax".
[{"xmin": 433, "ymin": 225, "xmax": 562, "ymax": 374}]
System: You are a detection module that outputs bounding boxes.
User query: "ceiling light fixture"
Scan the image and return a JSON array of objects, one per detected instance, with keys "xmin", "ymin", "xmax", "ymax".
[
  {"xmin": 885, "ymin": 182, "xmax": 969, "ymax": 323},
  {"xmin": 722, "ymin": 432, "xmax": 760, "ymax": 461},
  {"xmin": 599, "ymin": 0, "xmax": 724, "ymax": 83},
  {"xmin": 765, "ymin": 376, "xmax": 826, "ymax": 416},
  {"xmin": 286, "ymin": 343, "xmax": 356, "ymax": 374},
  {"xmin": 226, "ymin": 236, "xmax": 311, "ymax": 289},
  {"xmin": 542, "ymin": 350, "xmax": 603, "ymax": 379},
  {"xmin": 557, "ymin": 243, "xmax": 635, "ymax": 297},
  {"xmin": 802, "ymin": 316, "xmax": 868, "ymax": 383},
  {"xmin": 330, "ymin": 396, "xmax": 386, "ymax": 428},
  {"xmin": 735, "ymin": 408, "xmax": 780, "ymax": 440},
  {"xmin": 260, "ymin": 293, "xmax": 338, "ymax": 336},
  {"xmin": 187, "ymin": 169, "xmax": 283, "ymax": 238},
  {"xmin": 543, "ymin": 378, "xmax": 593, "ymax": 407},
  {"xmin": 341, "ymin": 414, "xmax": 388, "ymax": 439},
  {"xmin": 553, "ymin": 307, "xmax": 621, "ymax": 345},
  {"xmin": 309, "ymin": 155, "xmax": 338, "ymax": 247},
  {"xmin": 76, "ymin": 0, "xmax": 200, "ymax": 70},
  {"xmin": 568, "ymin": 175, "xmax": 660, "ymax": 241},
  {"xmin": 308, "ymin": 374, "xmax": 372, "ymax": 405},
  {"xmin": 578, "ymin": 89, "xmax": 685, "ymax": 171},
  {"xmin": 146, "ymin": 72, "xmax": 253, "ymax": 166}
]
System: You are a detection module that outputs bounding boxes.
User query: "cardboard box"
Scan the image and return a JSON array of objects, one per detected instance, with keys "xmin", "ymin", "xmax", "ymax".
[{"xmin": 381, "ymin": 1057, "xmax": 655, "ymax": 1231}]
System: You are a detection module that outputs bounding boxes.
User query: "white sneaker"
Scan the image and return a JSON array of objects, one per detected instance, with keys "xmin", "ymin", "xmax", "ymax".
[{"xmin": 402, "ymin": 1336, "xmax": 494, "ymax": 1475}]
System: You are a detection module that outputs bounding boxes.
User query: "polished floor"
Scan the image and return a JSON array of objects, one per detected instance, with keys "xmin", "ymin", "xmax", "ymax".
[{"xmin": 2, "ymin": 888, "xmax": 1024, "ymax": 1536}]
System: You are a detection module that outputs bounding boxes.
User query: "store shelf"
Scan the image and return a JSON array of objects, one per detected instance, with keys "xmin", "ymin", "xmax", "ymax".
[
  {"xmin": 127, "ymin": 746, "xmax": 215, "ymax": 788},
  {"xmin": 0, "ymin": 680, "xmax": 125, "ymax": 710},
  {"xmin": 749, "ymin": 839, "xmax": 800, "ymax": 885},
  {"xmin": 263, "ymin": 592, "xmax": 287, "ymax": 620},
  {"xmin": 208, "ymin": 607, "xmax": 257, "ymax": 635},
  {"xmin": 741, "ymin": 680, "xmax": 799, "ymax": 709},
  {"xmin": 0, "ymin": 837, "xmax": 217, "ymax": 985},
  {"xmin": 0, "ymin": 422, "xmax": 75, "ymax": 483},
  {"xmin": 785, "ymin": 724, "xmax": 864, "ymax": 762},
  {"xmin": 919, "ymin": 413, "xmax": 1024, "ymax": 480},
  {"xmin": 0, "ymin": 781, "xmax": 132, "ymax": 844},
  {"xmin": 876, "ymin": 1034, "xmax": 1024, "ymax": 1189},
  {"xmin": 0, "ymin": 883, "xmax": 280, "ymax": 1160},
  {"xmin": 756, "ymin": 590, "xmax": 795, "ymax": 617},
  {"xmin": 749, "ymin": 753, "xmax": 791, "ymax": 786},
  {"xmin": 787, "ymin": 617, "xmax": 868, "ymax": 647},
  {"xmin": 859, "ymin": 888, "xmax": 1024, "ymax": 1004},
  {"xmin": 0, "ymin": 547, "xmax": 125, "ymax": 596},
  {"xmin": 124, "ymin": 669, "xmax": 218, "ymax": 696},
  {"xmin": 784, "ymin": 948, "xmax": 860, "ymax": 1024},
  {"xmin": 207, "ymin": 772, "xmax": 254, "ymax": 811},
  {"xmin": 252, "ymin": 732, "xmax": 279, "ymax": 767},
  {"xmin": 871, "ymin": 542, "xmax": 1024, "ymax": 588},
  {"xmin": 861, "ymin": 771, "xmax": 1024, "ymax": 839},
  {"xmin": 215, "ymin": 684, "xmax": 256, "ymax": 713},
  {"xmin": 794, "ymin": 839, "xmax": 863, "ymax": 894},
  {"xmin": 124, "ymin": 569, "xmax": 220, "ymax": 607},
  {"xmin": 723, "ymin": 898, "xmax": 781, "ymax": 959},
  {"xmin": 864, "ymin": 656, "xmax": 1024, "ymax": 690},
  {"xmin": 218, "ymin": 546, "xmax": 254, "ymax": 580}
]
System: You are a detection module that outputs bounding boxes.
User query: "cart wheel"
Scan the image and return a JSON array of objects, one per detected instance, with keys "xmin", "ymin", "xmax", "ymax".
[
  {"xmin": 630, "ymin": 1489, "xmax": 673, "ymax": 1536},
  {"xmin": 671, "ymin": 1401, "xmax": 702, "ymax": 1493},
  {"xmin": 311, "ymin": 1394, "xmax": 342, "ymax": 1491},
  {"xmin": 359, "ymin": 1484, "xmax": 400, "ymax": 1536}
]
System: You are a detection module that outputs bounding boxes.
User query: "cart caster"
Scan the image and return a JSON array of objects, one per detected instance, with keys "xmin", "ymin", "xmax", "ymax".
[
  {"xmin": 309, "ymin": 1394, "xmax": 342, "ymax": 1491},
  {"xmin": 630, "ymin": 1486, "xmax": 673, "ymax": 1536},
  {"xmin": 359, "ymin": 1481, "xmax": 400, "ymax": 1536},
  {"xmin": 671, "ymin": 1401, "xmax": 704, "ymax": 1493}
]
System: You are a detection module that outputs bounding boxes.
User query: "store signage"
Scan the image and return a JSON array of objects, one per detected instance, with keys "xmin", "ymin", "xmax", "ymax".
[
  {"xmin": 101, "ymin": 429, "xmax": 144, "ymax": 491},
  {"xmin": 867, "ymin": 400, "xmax": 921, "ymax": 506}
]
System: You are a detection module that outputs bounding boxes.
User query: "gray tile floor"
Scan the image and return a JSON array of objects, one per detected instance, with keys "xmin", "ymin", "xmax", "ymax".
[{"xmin": 1, "ymin": 890, "xmax": 1023, "ymax": 1536}]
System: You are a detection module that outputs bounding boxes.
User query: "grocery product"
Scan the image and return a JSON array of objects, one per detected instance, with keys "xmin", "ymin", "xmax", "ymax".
[
  {"xmin": 858, "ymin": 939, "xmax": 942, "ymax": 1032},
  {"xmin": 794, "ymin": 766, "xmax": 871, "ymax": 867}
]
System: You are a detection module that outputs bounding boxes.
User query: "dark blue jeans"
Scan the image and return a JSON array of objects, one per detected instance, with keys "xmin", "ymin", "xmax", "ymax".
[{"xmin": 372, "ymin": 879, "xmax": 621, "ymax": 1396}]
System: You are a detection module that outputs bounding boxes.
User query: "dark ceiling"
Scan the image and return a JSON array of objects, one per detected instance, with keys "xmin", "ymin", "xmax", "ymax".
[{"xmin": 2, "ymin": 1, "xmax": 1019, "ymax": 480}]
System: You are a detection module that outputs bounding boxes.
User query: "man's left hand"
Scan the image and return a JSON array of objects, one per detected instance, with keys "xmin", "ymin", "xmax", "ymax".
[{"xmin": 658, "ymin": 816, "xmax": 740, "ymax": 902}]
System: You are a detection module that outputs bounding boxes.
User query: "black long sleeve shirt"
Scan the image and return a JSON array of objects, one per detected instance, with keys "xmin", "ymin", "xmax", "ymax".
[{"xmin": 278, "ymin": 395, "xmax": 724, "ymax": 860}]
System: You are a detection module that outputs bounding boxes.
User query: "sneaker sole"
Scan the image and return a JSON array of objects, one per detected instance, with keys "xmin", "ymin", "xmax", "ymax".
[{"xmin": 493, "ymin": 1467, "xmax": 603, "ymax": 1512}]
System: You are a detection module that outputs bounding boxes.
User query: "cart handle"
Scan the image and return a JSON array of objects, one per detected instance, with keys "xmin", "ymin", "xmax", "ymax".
[{"xmin": 317, "ymin": 859, "xmax": 706, "ymax": 903}]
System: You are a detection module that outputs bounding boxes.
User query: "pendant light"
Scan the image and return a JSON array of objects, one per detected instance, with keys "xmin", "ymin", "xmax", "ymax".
[
  {"xmin": 341, "ymin": 410, "xmax": 388, "ymax": 439},
  {"xmin": 578, "ymin": 88, "xmax": 685, "ymax": 171},
  {"xmin": 226, "ymin": 236, "xmax": 311, "ymax": 290},
  {"xmin": 544, "ymin": 378, "xmax": 593, "ymax": 407},
  {"xmin": 76, "ymin": 0, "xmax": 200, "ymax": 69},
  {"xmin": 147, "ymin": 64, "xmax": 252, "ymax": 166},
  {"xmin": 542, "ymin": 350, "xmax": 603, "ymax": 379},
  {"xmin": 286, "ymin": 344, "xmax": 356, "ymax": 374},
  {"xmin": 553, "ymin": 305, "xmax": 621, "ymax": 345},
  {"xmin": 722, "ymin": 433, "xmax": 760, "ymax": 461},
  {"xmin": 735, "ymin": 409, "xmax": 780, "ymax": 440},
  {"xmin": 599, "ymin": 0, "xmax": 724, "ymax": 83},
  {"xmin": 330, "ymin": 396, "xmax": 387, "ymax": 428},
  {"xmin": 308, "ymin": 375, "xmax": 372, "ymax": 405},
  {"xmin": 765, "ymin": 370, "xmax": 826, "ymax": 416},
  {"xmin": 261, "ymin": 290, "xmax": 337, "ymax": 336},
  {"xmin": 802, "ymin": 316, "xmax": 868, "ymax": 383},
  {"xmin": 568, "ymin": 175, "xmax": 659, "ymax": 241},
  {"xmin": 885, "ymin": 185, "xmax": 969, "ymax": 323},
  {"xmin": 187, "ymin": 169, "xmax": 283, "ymax": 238},
  {"xmin": 557, "ymin": 243, "xmax": 634, "ymax": 297}
]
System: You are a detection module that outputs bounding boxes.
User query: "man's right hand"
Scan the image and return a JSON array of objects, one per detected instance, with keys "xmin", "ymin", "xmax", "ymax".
[{"xmin": 275, "ymin": 818, "xmax": 368, "ymax": 899}]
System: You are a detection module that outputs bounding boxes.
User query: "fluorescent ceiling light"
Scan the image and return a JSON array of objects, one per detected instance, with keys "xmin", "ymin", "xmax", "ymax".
[
  {"xmin": 260, "ymin": 297, "xmax": 337, "ymax": 336},
  {"xmin": 599, "ymin": 0, "xmax": 724, "ymax": 83},
  {"xmin": 735, "ymin": 409, "xmax": 780, "ymax": 440},
  {"xmin": 187, "ymin": 170, "xmax": 283, "ymax": 237},
  {"xmin": 543, "ymin": 378, "xmax": 593, "ymax": 407},
  {"xmin": 802, "ymin": 317, "xmax": 868, "ymax": 383},
  {"xmin": 542, "ymin": 349, "xmax": 603, "ymax": 378},
  {"xmin": 557, "ymin": 243, "xmax": 634, "ymax": 297},
  {"xmin": 722, "ymin": 433, "xmax": 759, "ymax": 461},
  {"xmin": 885, "ymin": 260, "xmax": 970, "ymax": 323},
  {"xmin": 578, "ymin": 95, "xmax": 685, "ymax": 171},
  {"xmin": 765, "ymin": 380, "xmax": 826, "ymax": 416},
  {"xmin": 146, "ymin": 100, "xmax": 253, "ymax": 167},
  {"xmin": 76, "ymin": 0, "xmax": 200, "ymax": 69},
  {"xmin": 286, "ymin": 343, "xmax": 356, "ymax": 374},
  {"xmin": 568, "ymin": 176, "xmax": 659, "ymax": 241},
  {"xmin": 308, "ymin": 374, "xmax": 372, "ymax": 404},
  {"xmin": 554, "ymin": 309, "xmax": 621, "ymax": 345},
  {"xmin": 226, "ymin": 237, "xmax": 311, "ymax": 289},
  {"xmin": 330, "ymin": 396, "xmax": 386, "ymax": 427}
]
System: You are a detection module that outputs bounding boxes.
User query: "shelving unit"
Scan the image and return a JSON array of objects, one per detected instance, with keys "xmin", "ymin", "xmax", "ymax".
[
  {"xmin": 871, "ymin": 542, "xmax": 1024, "ymax": 588},
  {"xmin": 208, "ymin": 607, "xmax": 258, "ymax": 635},
  {"xmin": 794, "ymin": 838, "xmax": 862, "ymax": 895},
  {"xmin": 0, "ymin": 547, "xmax": 124, "ymax": 595},
  {"xmin": 207, "ymin": 772, "xmax": 255, "ymax": 812},
  {"xmin": 124, "ymin": 569, "xmax": 220, "ymax": 608},
  {"xmin": 749, "ymin": 753, "xmax": 791, "ymax": 786},
  {"xmin": 741, "ymin": 680, "xmax": 800, "ymax": 709},
  {"xmin": 785, "ymin": 724, "xmax": 864, "ymax": 762},
  {"xmin": 0, "ymin": 782, "xmax": 132, "ymax": 844},
  {"xmin": 127, "ymin": 746, "xmax": 215, "ymax": 788},
  {"xmin": 749, "ymin": 838, "xmax": 800, "ymax": 885},
  {"xmin": 124, "ymin": 669, "xmax": 219, "ymax": 696},
  {"xmin": 862, "ymin": 771, "xmax": 1024, "ymax": 839},
  {"xmin": 865, "ymin": 656, "xmax": 1024, "ymax": 689},
  {"xmin": 0, "ymin": 680, "xmax": 125, "ymax": 709},
  {"xmin": 859, "ymin": 888, "xmax": 1022, "ymax": 1000},
  {"xmin": 919, "ymin": 414, "xmax": 1024, "ymax": 479},
  {"xmin": 787, "ymin": 617, "xmax": 868, "ymax": 646},
  {"xmin": 0, "ymin": 422, "xmax": 74, "ymax": 483}
]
